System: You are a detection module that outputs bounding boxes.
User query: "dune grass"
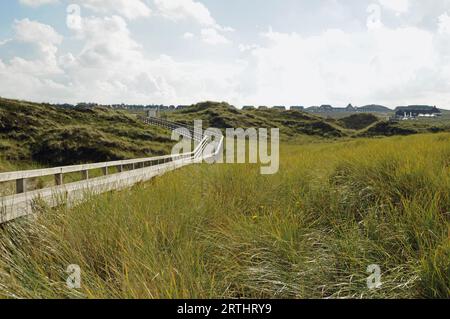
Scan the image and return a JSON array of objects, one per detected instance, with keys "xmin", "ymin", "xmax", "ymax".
[
  {"xmin": 165, "ymin": 101, "xmax": 346, "ymax": 138},
  {"xmin": 0, "ymin": 97, "xmax": 174, "ymax": 165},
  {"xmin": 0, "ymin": 133, "xmax": 449, "ymax": 299}
]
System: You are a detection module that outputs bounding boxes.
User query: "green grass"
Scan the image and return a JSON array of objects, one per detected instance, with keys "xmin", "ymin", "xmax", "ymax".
[
  {"xmin": 3, "ymin": 97, "xmax": 449, "ymax": 171},
  {"xmin": 359, "ymin": 121, "xmax": 418, "ymax": 137},
  {"xmin": 0, "ymin": 97, "xmax": 175, "ymax": 166},
  {"xmin": 313, "ymin": 111, "xmax": 391, "ymax": 120},
  {"xmin": 163, "ymin": 102, "xmax": 450, "ymax": 139},
  {"xmin": 395, "ymin": 117, "xmax": 450, "ymax": 134},
  {"xmin": 164, "ymin": 101, "xmax": 346, "ymax": 139},
  {"xmin": 0, "ymin": 133, "xmax": 448, "ymax": 299},
  {"xmin": 338, "ymin": 114, "xmax": 379, "ymax": 130}
]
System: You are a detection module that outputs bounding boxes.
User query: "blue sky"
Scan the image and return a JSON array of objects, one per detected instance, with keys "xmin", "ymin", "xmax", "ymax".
[{"xmin": 1, "ymin": 0, "xmax": 450, "ymax": 108}]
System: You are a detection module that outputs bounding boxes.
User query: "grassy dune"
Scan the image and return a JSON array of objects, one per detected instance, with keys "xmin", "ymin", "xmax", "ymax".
[
  {"xmin": 164, "ymin": 102, "xmax": 450, "ymax": 139},
  {"xmin": 0, "ymin": 98, "xmax": 178, "ymax": 196},
  {"xmin": 0, "ymin": 97, "xmax": 174, "ymax": 166},
  {"xmin": 165, "ymin": 102, "xmax": 346, "ymax": 138},
  {"xmin": 0, "ymin": 133, "xmax": 449, "ymax": 299}
]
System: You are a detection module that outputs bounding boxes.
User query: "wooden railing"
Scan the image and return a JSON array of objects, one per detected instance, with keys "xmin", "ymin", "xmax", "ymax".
[
  {"xmin": 0, "ymin": 117, "xmax": 223, "ymax": 224},
  {"xmin": 139, "ymin": 116, "xmax": 204, "ymax": 142}
]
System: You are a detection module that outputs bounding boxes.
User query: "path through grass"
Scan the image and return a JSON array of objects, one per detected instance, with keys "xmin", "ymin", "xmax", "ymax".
[{"xmin": 0, "ymin": 134, "xmax": 449, "ymax": 298}]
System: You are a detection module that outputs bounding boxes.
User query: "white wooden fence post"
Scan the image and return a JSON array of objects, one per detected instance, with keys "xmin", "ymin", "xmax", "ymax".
[{"xmin": 16, "ymin": 178, "xmax": 27, "ymax": 194}]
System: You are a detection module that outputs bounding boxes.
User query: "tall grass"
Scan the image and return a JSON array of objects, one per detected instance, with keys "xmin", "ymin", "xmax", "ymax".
[{"xmin": 0, "ymin": 133, "xmax": 449, "ymax": 298}]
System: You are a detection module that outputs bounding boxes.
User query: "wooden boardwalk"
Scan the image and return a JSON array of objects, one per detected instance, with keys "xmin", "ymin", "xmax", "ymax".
[{"xmin": 0, "ymin": 117, "xmax": 223, "ymax": 224}]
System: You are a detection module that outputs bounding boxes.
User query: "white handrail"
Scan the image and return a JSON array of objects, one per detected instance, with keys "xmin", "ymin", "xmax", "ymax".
[
  {"xmin": 0, "ymin": 117, "xmax": 224, "ymax": 223},
  {"xmin": 0, "ymin": 139, "xmax": 205, "ymax": 183}
]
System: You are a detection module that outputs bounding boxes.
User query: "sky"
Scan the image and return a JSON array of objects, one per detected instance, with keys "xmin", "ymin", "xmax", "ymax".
[{"xmin": 1, "ymin": 0, "xmax": 450, "ymax": 108}]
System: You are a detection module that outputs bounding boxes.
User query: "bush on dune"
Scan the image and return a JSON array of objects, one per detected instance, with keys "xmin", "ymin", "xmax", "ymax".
[{"xmin": 338, "ymin": 114, "xmax": 379, "ymax": 130}]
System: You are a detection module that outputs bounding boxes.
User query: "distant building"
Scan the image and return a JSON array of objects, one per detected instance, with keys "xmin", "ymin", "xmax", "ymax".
[
  {"xmin": 330, "ymin": 104, "xmax": 356, "ymax": 112},
  {"xmin": 306, "ymin": 106, "xmax": 320, "ymax": 113},
  {"xmin": 346, "ymin": 104, "xmax": 356, "ymax": 112},
  {"xmin": 76, "ymin": 102, "xmax": 98, "ymax": 109},
  {"xmin": 242, "ymin": 105, "xmax": 256, "ymax": 110},
  {"xmin": 147, "ymin": 109, "xmax": 159, "ymax": 118},
  {"xmin": 358, "ymin": 105, "xmax": 391, "ymax": 113},
  {"xmin": 395, "ymin": 105, "xmax": 441, "ymax": 120},
  {"xmin": 312, "ymin": 105, "xmax": 333, "ymax": 113},
  {"xmin": 258, "ymin": 106, "xmax": 269, "ymax": 110},
  {"xmin": 272, "ymin": 106, "xmax": 286, "ymax": 111},
  {"xmin": 304, "ymin": 104, "xmax": 392, "ymax": 114}
]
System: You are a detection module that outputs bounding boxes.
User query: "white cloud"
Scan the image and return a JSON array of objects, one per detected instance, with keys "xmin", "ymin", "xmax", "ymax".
[
  {"xmin": 19, "ymin": 0, "xmax": 151, "ymax": 20},
  {"xmin": 238, "ymin": 44, "xmax": 259, "ymax": 52},
  {"xmin": 19, "ymin": 0, "xmax": 59, "ymax": 7},
  {"xmin": 73, "ymin": 15, "xmax": 142, "ymax": 66},
  {"xmin": 0, "ymin": 14, "xmax": 242, "ymax": 104},
  {"xmin": 378, "ymin": 0, "xmax": 410, "ymax": 14},
  {"xmin": 12, "ymin": 19, "xmax": 62, "ymax": 75},
  {"xmin": 153, "ymin": 0, "xmax": 233, "ymax": 34},
  {"xmin": 0, "ymin": 39, "xmax": 12, "ymax": 46},
  {"xmin": 0, "ymin": 18, "xmax": 67, "ymax": 101},
  {"xmin": 438, "ymin": 12, "xmax": 450, "ymax": 34},
  {"xmin": 183, "ymin": 32, "xmax": 195, "ymax": 39},
  {"xmin": 5, "ymin": 1, "xmax": 450, "ymax": 108},
  {"xmin": 201, "ymin": 28, "xmax": 230, "ymax": 45},
  {"xmin": 238, "ymin": 24, "xmax": 448, "ymax": 107},
  {"xmin": 14, "ymin": 18, "xmax": 62, "ymax": 48},
  {"xmin": 80, "ymin": 0, "xmax": 151, "ymax": 20},
  {"xmin": 154, "ymin": 0, "xmax": 215, "ymax": 26}
]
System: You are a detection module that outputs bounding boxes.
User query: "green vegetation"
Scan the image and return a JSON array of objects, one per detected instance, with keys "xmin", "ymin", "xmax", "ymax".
[
  {"xmin": 0, "ymin": 97, "xmax": 174, "ymax": 167},
  {"xmin": 2, "ymin": 98, "xmax": 449, "ymax": 170},
  {"xmin": 394, "ymin": 117, "xmax": 450, "ymax": 134},
  {"xmin": 165, "ymin": 101, "xmax": 345, "ymax": 138},
  {"xmin": 165, "ymin": 101, "xmax": 450, "ymax": 139},
  {"xmin": 0, "ymin": 158, "xmax": 14, "ymax": 172},
  {"xmin": 0, "ymin": 133, "xmax": 448, "ymax": 298},
  {"xmin": 338, "ymin": 113, "xmax": 379, "ymax": 130},
  {"xmin": 359, "ymin": 121, "xmax": 418, "ymax": 137},
  {"xmin": 358, "ymin": 117, "xmax": 450, "ymax": 137},
  {"xmin": 1, "ymin": 98, "xmax": 449, "ymax": 299}
]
